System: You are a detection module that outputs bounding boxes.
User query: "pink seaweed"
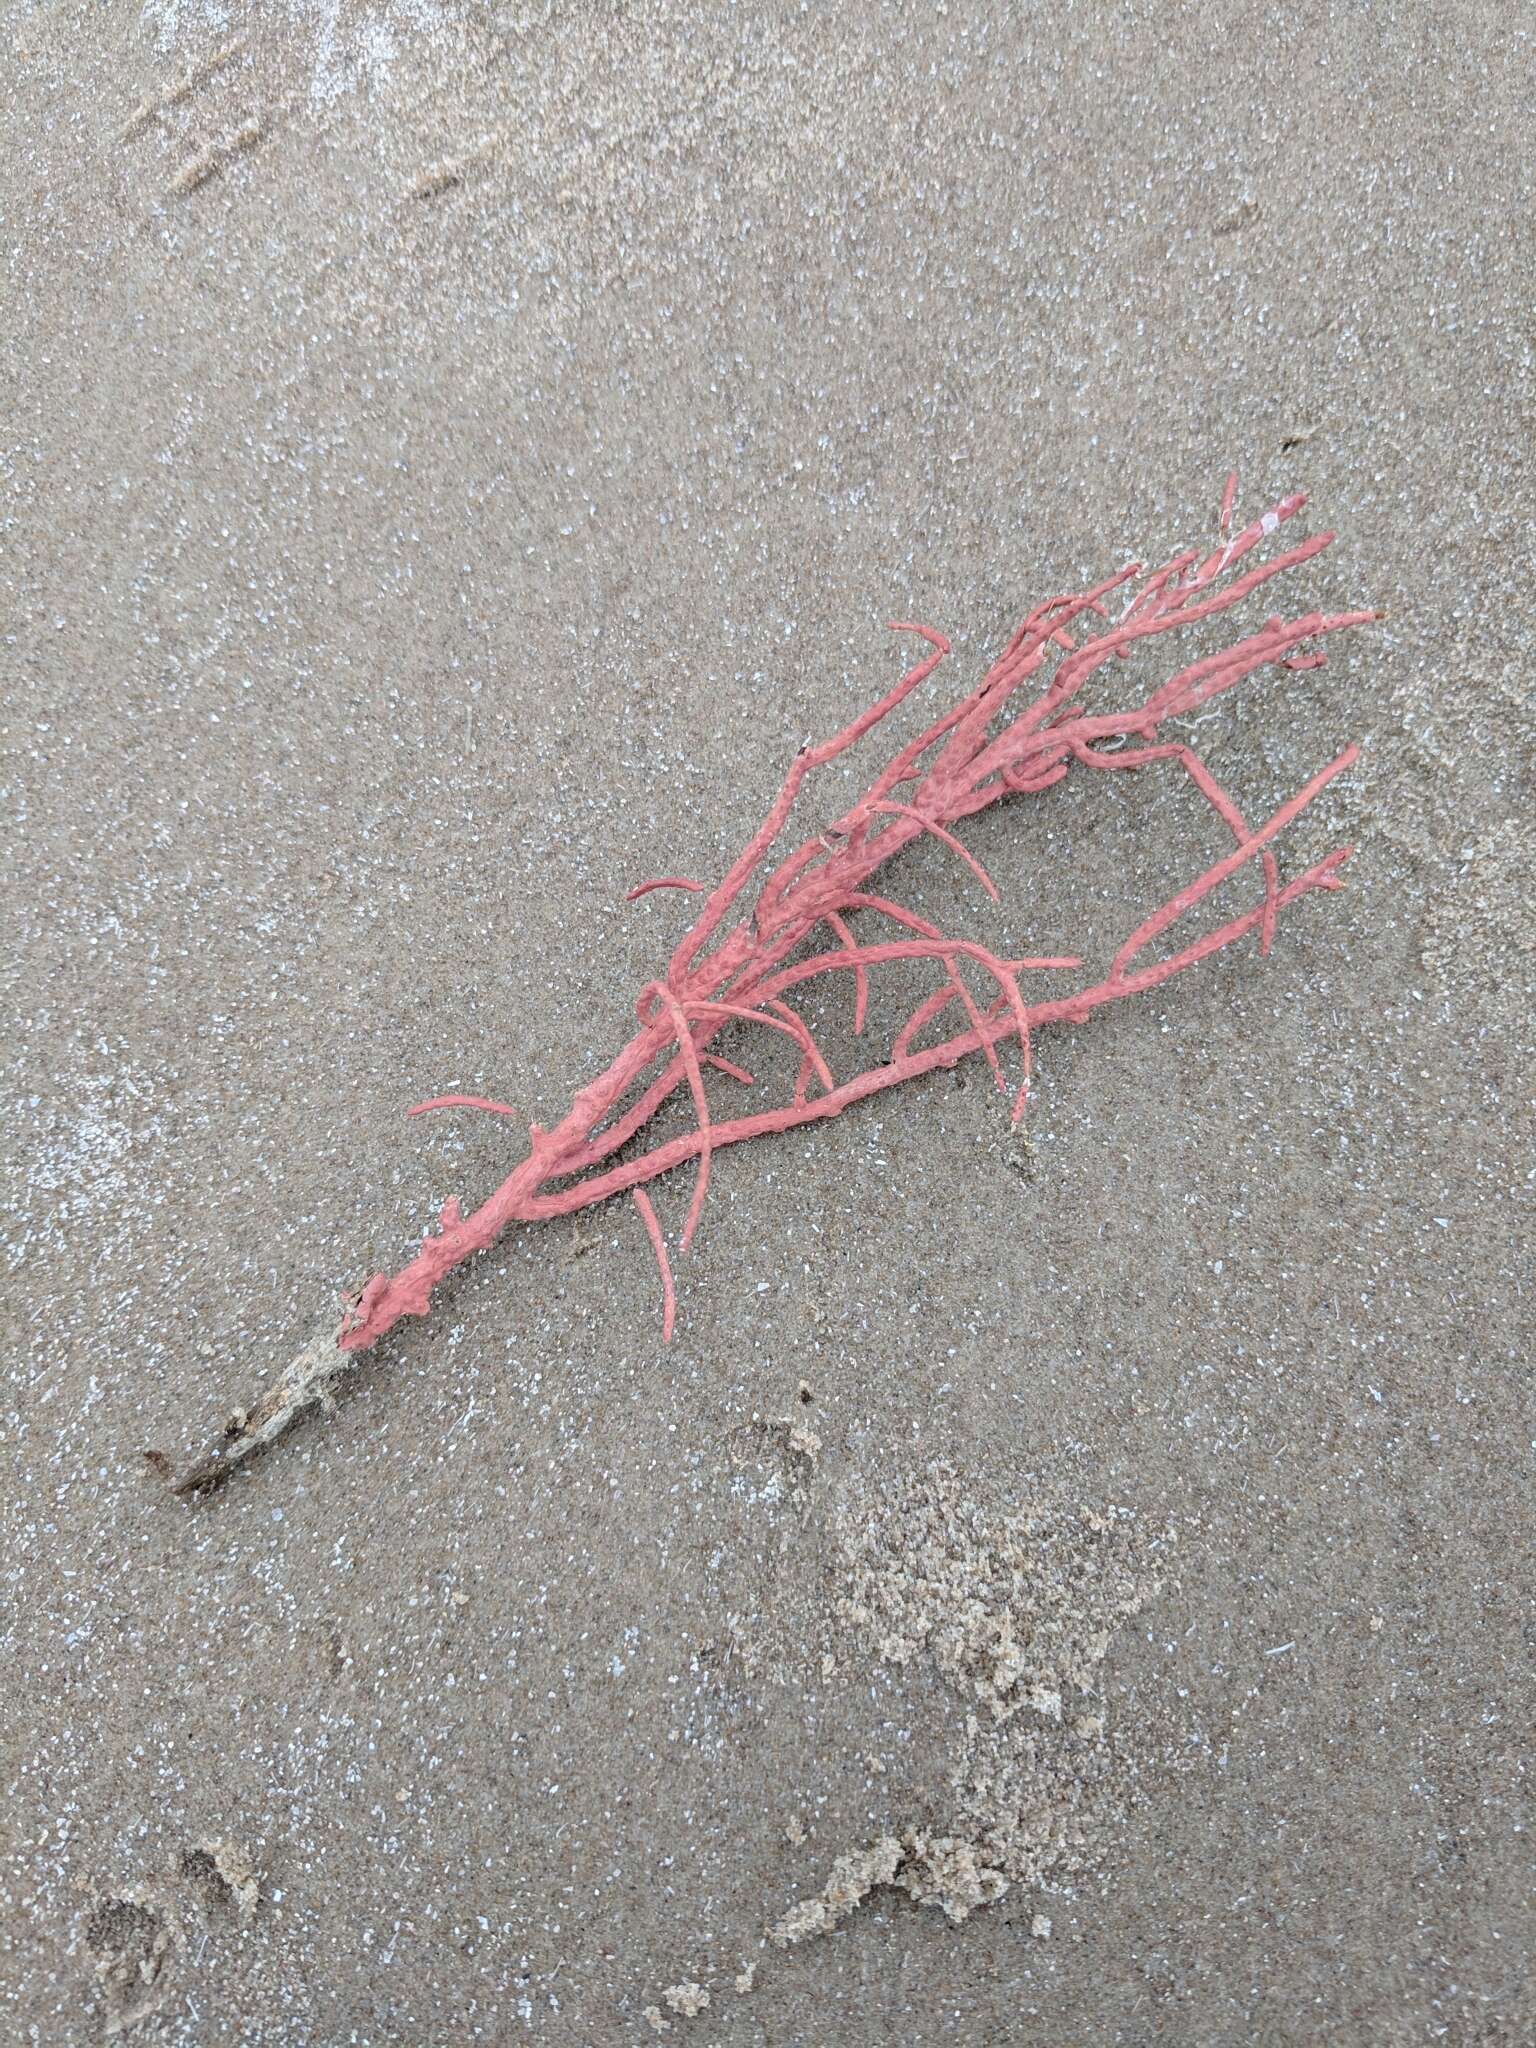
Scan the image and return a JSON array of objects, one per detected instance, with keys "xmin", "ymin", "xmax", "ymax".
[{"xmin": 332, "ymin": 481, "xmax": 1375, "ymax": 1353}]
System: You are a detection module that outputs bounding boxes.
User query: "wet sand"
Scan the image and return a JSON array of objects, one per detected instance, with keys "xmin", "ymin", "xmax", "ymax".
[{"xmin": 3, "ymin": 5, "xmax": 1532, "ymax": 2041}]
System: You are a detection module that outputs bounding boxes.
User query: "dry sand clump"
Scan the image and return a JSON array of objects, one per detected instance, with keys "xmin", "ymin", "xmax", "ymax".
[
  {"xmin": 770, "ymin": 1462, "xmax": 1164, "ymax": 1944},
  {"xmin": 79, "ymin": 1888, "xmax": 180, "ymax": 2038}
]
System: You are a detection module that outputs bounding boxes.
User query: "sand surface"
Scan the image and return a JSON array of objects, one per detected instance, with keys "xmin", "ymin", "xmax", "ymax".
[{"xmin": 3, "ymin": 4, "xmax": 1532, "ymax": 2042}]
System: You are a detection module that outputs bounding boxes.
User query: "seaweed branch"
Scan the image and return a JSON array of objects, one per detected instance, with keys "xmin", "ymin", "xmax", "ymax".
[{"xmin": 167, "ymin": 477, "xmax": 1377, "ymax": 1495}]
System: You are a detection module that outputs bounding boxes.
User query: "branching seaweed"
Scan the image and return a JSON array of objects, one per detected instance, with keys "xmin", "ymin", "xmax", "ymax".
[{"xmin": 169, "ymin": 479, "xmax": 1376, "ymax": 1494}]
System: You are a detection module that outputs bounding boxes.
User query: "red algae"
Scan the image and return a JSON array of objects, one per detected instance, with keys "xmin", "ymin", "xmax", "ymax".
[{"xmin": 172, "ymin": 479, "xmax": 1376, "ymax": 1494}]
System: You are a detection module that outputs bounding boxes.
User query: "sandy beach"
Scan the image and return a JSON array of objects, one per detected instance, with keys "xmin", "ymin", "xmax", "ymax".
[{"xmin": 3, "ymin": 5, "xmax": 1532, "ymax": 2041}]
